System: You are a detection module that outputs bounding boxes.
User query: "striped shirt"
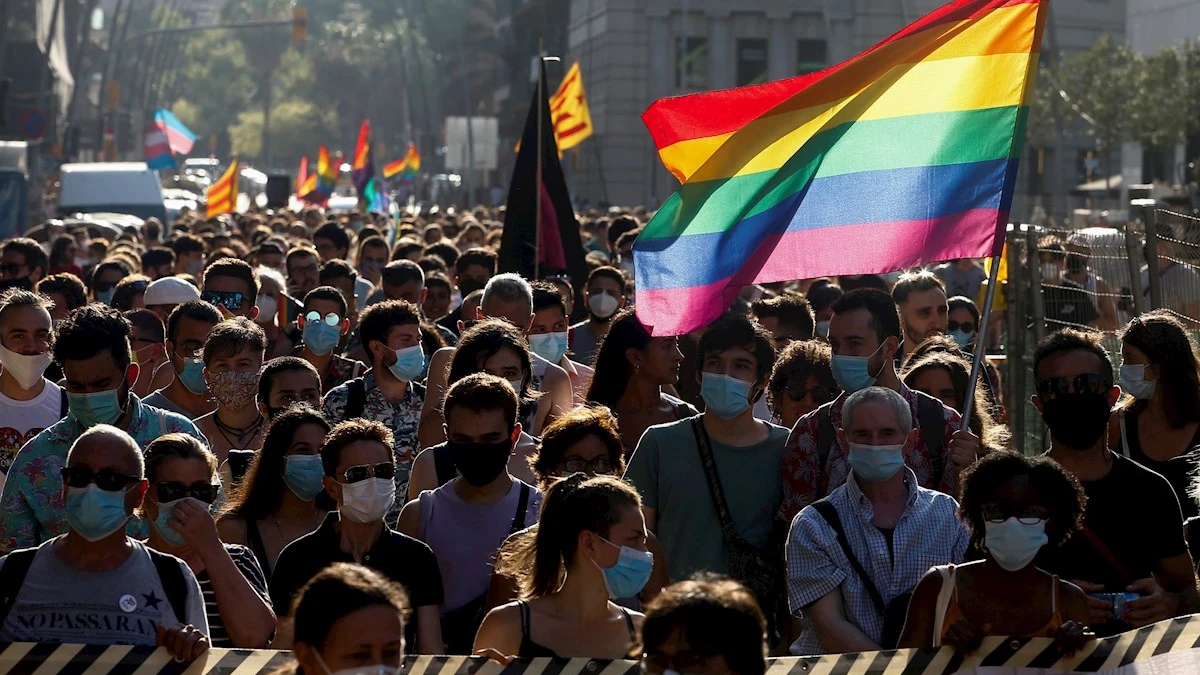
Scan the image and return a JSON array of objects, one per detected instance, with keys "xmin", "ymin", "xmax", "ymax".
[{"xmin": 196, "ymin": 543, "xmax": 270, "ymax": 647}]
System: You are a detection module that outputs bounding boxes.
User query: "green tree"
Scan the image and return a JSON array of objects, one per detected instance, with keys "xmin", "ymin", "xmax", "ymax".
[
  {"xmin": 228, "ymin": 99, "xmax": 338, "ymax": 162},
  {"xmin": 1057, "ymin": 35, "xmax": 1140, "ymax": 184}
]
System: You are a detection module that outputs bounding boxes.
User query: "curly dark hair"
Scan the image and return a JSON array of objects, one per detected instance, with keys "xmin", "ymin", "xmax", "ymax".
[
  {"xmin": 957, "ymin": 451, "xmax": 1086, "ymax": 549},
  {"xmin": 639, "ymin": 574, "xmax": 767, "ymax": 675},
  {"xmin": 530, "ymin": 405, "xmax": 625, "ymax": 489},
  {"xmin": 767, "ymin": 339, "xmax": 837, "ymax": 413}
]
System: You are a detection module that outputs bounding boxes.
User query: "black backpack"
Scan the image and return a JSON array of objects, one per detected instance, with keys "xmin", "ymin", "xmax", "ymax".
[
  {"xmin": 0, "ymin": 546, "xmax": 190, "ymax": 626},
  {"xmin": 343, "ymin": 377, "xmax": 369, "ymax": 420}
]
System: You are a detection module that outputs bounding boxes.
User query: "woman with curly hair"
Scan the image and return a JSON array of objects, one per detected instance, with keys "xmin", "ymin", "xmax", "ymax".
[{"xmin": 898, "ymin": 452, "xmax": 1092, "ymax": 653}]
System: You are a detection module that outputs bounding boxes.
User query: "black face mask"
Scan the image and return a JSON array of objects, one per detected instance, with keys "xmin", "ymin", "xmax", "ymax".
[
  {"xmin": 458, "ymin": 278, "xmax": 486, "ymax": 298},
  {"xmin": 1041, "ymin": 393, "xmax": 1111, "ymax": 449},
  {"xmin": 1066, "ymin": 255, "xmax": 1088, "ymax": 275},
  {"xmin": 448, "ymin": 438, "xmax": 512, "ymax": 487}
]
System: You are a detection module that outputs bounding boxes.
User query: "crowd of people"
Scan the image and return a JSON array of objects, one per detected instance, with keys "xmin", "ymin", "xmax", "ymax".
[{"xmin": 0, "ymin": 203, "xmax": 1195, "ymax": 666}]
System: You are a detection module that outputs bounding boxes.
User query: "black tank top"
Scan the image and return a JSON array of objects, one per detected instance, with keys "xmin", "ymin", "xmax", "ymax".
[{"xmin": 517, "ymin": 600, "xmax": 637, "ymax": 658}]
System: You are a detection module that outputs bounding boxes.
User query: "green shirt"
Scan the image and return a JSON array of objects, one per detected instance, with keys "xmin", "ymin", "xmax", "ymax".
[{"xmin": 623, "ymin": 414, "xmax": 788, "ymax": 582}]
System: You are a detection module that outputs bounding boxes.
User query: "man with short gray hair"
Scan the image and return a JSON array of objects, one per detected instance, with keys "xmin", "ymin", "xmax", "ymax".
[
  {"xmin": 0, "ymin": 425, "xmax": 210, "ymax": 660},
  {"xmin": 784, "ymin": 386, "xmax": 968, "ymax": 655}
]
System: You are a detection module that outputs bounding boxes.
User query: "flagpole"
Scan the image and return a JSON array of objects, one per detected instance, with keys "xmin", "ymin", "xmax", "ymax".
[
  {"xmin": 960, "ymin": 249, "xmax": 1004, "ymax": 430},
  {"xmin": 535, "ymin": 44, "xmax": 545, "ymax": 281}
]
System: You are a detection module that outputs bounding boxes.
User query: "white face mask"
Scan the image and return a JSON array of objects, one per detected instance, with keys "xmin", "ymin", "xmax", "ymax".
[
  {"xmin": 314, "ymin": 649, "xmax": 401, "ymax": 675},
  {"xmin": 255, "ymin": 294, "xmax": 278, "ymax": 325},
  {"xmin": 338, "ymin": 477, "xmax": 395, "ymax": 524},
  {"xmin": 588, "ymin": 292, "xmax": 620, "ymax": 319},
  {"xmin": 0, "ymin": 344, "xmax": 52, "ymax": 390}
]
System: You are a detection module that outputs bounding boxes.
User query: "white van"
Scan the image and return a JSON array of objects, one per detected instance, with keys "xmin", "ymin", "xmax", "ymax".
[{"xmin": 58, "ymin": 162, "xmax": 167, "ymax": 223}]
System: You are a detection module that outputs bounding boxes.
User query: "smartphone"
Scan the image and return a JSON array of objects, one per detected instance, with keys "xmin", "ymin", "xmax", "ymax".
[
  {"xmin": 1088, "ymin": 592, "xmax": 1139, "ymax": 620},
  {"xmin": 201, "ymin": 290, "xmax": 244, "ymax": 311}
]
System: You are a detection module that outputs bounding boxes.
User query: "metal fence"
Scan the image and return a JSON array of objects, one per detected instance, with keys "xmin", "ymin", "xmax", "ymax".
[{"xmin": 1001, "ymin": 206, "xmax": 1200, "ymax": 453}]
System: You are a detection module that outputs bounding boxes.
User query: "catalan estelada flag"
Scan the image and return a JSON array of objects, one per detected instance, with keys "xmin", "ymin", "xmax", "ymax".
[
  {"xmin": 550, "ymin": 61, "xmax": 593, "ymax": 152},
  {"xmin": 205, "ymin": 159, "xmax": 239, "ymax": 218},
  {"xmin": 633, "ymin": 0, "xmax": 1045, "ymax": 336}
]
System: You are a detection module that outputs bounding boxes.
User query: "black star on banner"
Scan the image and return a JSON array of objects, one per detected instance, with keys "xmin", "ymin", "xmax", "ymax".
[{"xmin": 143, "ymin": 591, "xmax": 163, "ymax": 610}]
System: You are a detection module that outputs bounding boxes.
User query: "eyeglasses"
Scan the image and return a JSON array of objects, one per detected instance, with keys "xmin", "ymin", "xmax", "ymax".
[
  {"xmin": 341, "ymin": 462, "xmax": 395, "ymax": 484},
  {"xmin": 156, "ymin": 481, "xmax": 220, "ymax": 504},
  {"xmin": 784, "ymin": 384, "xmax": 838, "ymax": 404},
  {"xmin": 305, "ymin": 311, "xmax": 342, "ymax": 327},
  {"xmin": 947, "ymin": 320, "xmax": 977, "ymax": 334},
  {"xmin": 201, "ymin": 290, "xmax": 244, "ymax": 311},
  {"xmin": 561, "ymin": 456, "xmax": 613, "ymax": 474},
  {"xmin": 1035, "ymin": 373, "xmax": 1113, "ymax": 400},
  {"xmin": 61, "ymin": 467, "xmax": 140, "ymax": 491},
  {"xmin": 981, "ymin": 503, "xmax": 1050, "ymax": 524}
]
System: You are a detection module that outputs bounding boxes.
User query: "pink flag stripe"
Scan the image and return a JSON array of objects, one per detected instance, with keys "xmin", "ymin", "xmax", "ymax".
[{"xmin": 635, "ymin": 208, "xmax": 1005, "ymax": 336}]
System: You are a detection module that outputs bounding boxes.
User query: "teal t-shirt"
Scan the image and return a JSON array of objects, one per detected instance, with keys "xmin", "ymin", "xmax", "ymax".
[{"xmin": 624, "ymin": 415, "xmax": 788, "ymax": 582}]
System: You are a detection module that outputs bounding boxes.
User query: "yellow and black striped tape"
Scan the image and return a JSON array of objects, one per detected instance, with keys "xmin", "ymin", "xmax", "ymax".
[{"xmin": 0, "ymin": 615, "xmax": 1197, "ymax": 675}]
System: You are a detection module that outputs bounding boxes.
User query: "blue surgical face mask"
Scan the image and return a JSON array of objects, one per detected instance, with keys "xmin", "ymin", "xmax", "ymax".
[
  {"xmin": 700, "ymin": 372, "xmax": 754, "ymax": 420},
  {"xmin": 831, "ymin": 342, "xmax": 886, "ymax": 394},
  {"xmin": 178, "ymin": 356, "xmax": 208, "ymax": 395},
  {"xmin": 153, "ymin": 497, "xmax": 189, "ymax": 547},
  {"xmin": 984, "ymin": 517, "xmax": 1048, "ymax": 571},
  {"xmin": 303, "ymin": 319, "xmax": 342, "ymax": 356},
  {"xmin": 68, "ymin": 387, "xmax": 127, "ymax": 428},
  {"xmin": 283, "ymin": 454, "xmax": 326, "ymax": 501},
  {"xmin": 846, "ymin": 442, "xmax": 906, "ymax": 483},
  {"xmin": 1120, "ymin": 364, "xmax": 1156, "ymax": 400},
  {"xmin": 949, "ymin": 328, "xmax": 975, "ymax": 350},
  {"xmin": 528, "ymin": 331, "xmax": 569, "ymax": 365},
  {"xmin": 816, "ymin": 320, "xmax": 830, "ymax": 338},
  {"xmin": 96, "ymin": 288, "xmax": 116, "ymax": 306},
  {"xmin": 593, "ymin": 536, "xmax": 654, "ymax": 599},
  {"xmin": 387, "ymin": 344, "xmax": 426, "ymax": 382},
  {"xmin": 66, "ymin": 484, "xmax": 131, "ymax": 541}
]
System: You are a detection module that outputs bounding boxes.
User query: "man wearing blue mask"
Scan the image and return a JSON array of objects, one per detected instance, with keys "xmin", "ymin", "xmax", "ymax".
[
  {"xmin": 624, "ymin": 314, "xmax": 788, "ymax": 619},
  {"xmin": 780, "ymin": 288, "xmax": 980, "ymax": 524},
  {"xmin": 145, "ymin": 300, "xmax": 221, "ymax": 420},
  {"xmin": 0, "ymin": 425, "xmax": 211, "ymax": 658},
  {"xmin": 0, "ymin": 305, "xmax": 205, "ymax": 553},
  {"xmin": 295, "ymin": 286, "xmax": 366, "ymax": 393},
  {"xmin": 529, "ymin": 282, "xmax": 592, "ymax": 404},
  {"xmin": 785, "ymin": 386, "xmax": 968, "ymax": 654},
  {"xmin": 323, "ymin": 300, "xmax": 426, "ymax": 523}
]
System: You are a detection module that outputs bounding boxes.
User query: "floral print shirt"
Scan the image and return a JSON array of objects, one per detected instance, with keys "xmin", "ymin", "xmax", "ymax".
[
  {"xmin": 0, "ymin": 394, "xmax": 206, "ymax": 553},
  {"xmin": 322, "ymin": 371, "xmax": 424, "ymax": 527}
]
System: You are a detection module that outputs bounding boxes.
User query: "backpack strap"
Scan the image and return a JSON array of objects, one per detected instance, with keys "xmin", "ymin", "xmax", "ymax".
[
  {"xmin": 59, "ymin": 388, "xmax": 69, "ymax": 418},
  {"xmin": 914, "ymin": 390, "xmax": 947, "ymax": 455},
  {"xmin": 814, "ymin": 404, "xmax": 837, "ymax": 481},
  {"xmin": 509, "ymin": 483, "xmax": 531, "ymax": 535},
  {"xmin": 344, "ymin": 378, "xmax": 367, "ymax": 420},
  {"xmin": 809, "ymin": 500, "xmax": 887, "ymax": 616},
  {"xmin": 146, "ymin": 548, "xmax": 190, "ymax": 626},
  {"xmin": 433, "ymin": 444, "xmax": 457, "ymax": 487},
  {"xmin": 0, "ymin": 549, "xmax": 39, "ymax": 627}
]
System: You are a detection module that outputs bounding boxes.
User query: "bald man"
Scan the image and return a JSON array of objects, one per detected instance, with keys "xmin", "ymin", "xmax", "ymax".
[{"xmin": 0, "ymin": 426, "xmax": 210, "ymax": 659}]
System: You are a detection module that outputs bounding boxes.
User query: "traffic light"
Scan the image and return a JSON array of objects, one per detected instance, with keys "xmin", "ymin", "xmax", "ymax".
[{"xmin": 292, "ymin": 7, "xmax": 307, "ymax": 43}]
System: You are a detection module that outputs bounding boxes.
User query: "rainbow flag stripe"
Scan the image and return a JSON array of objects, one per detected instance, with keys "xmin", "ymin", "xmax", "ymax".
[{"xmin": 633, "ymin": 0, "xmax": 1044, "ymax": 336}]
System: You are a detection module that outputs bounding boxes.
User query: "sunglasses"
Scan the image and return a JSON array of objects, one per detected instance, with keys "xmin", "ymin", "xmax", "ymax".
[
  {"xmin": 61, "ymin": 467, "xmax": 140, "ymax": 491},
  {"xmin": 982, "ymin": 503, "xmax": 1050, "ymax": 524},
  {"xmin": 201, "ymin": 291, "xmax": 244, "ymax": 311},
  {"xmin": 561, "ymin": 456, "xmax": 613, "ymax": 474},
  {"xmin": 305, "ymin": 311, "xmax": 342, "ymax": 327},
  {"xmin": 342, "ymin": 462, "xmax": 395, "ymax": 484},
  {"xmin": 947, "ymin": 320, "xmax": 977, "ymax": 334},
  {"xmin": 1035, "ymin": 373, "xmax": 1113, "ymax": 400},
  {"xmin": 156, "ymin": 481, "xmax": 220, "ymax": 504},
  {"xmin": 784, "ymin": 384, "xmax": 838, "ymax": 404}
]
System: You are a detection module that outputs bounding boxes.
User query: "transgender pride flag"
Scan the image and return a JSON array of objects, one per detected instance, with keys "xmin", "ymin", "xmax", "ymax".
[{"xmin": 145, "ymin": 109, "xmax": 197, "ymax": 170}]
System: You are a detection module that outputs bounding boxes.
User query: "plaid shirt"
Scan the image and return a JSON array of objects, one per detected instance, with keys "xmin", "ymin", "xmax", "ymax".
[
  {"xmin": 778, "ymin": 382, "xmax": 962, "ymax": 523},
  {"xmin": 785, "ymin": 468, "xmax": 969, "ymax": 655}
]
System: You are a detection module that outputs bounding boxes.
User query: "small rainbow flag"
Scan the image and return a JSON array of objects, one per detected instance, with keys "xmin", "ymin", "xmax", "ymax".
[
  {"xmin": 633, "ymin": 0, "xmax": 1044, "ymax": 336},
  {"xmin": 300, "ymin": 146, "xmax": 337, "ymax": 204},
  {"xmin": 383, "ymin": 143, "xmax": 420, "ymax": 183},
  {"xmin": 351, "ymin": 119, "xmax": 374, "ymax": 196}
]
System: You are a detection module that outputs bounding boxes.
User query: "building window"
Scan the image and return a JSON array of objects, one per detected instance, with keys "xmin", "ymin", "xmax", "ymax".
[
  {"xmin": 797, "ymin": 39, "xmax": 827, "ymax": 75},
  {"xmin": 736, "ymin": 38, "xmax": 769, "ymax": 86},
  {"xmin": 676, "ymin": 36, "xmax": 709, "ymax": 90}
]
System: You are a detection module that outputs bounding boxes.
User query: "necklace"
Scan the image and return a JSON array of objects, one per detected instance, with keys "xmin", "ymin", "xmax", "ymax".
[{"xmin": 214, "ymin": 411, "xmax": 264, "ymax": 448}]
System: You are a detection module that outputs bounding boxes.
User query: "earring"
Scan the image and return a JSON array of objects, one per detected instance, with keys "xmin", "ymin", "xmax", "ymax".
[{"xmin": 634, "ymin": 363, "xmax": 641, "ymax": 374}]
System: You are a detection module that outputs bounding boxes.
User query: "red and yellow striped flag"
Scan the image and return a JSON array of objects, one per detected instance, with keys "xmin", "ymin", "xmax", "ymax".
[
  {"xmin": 206, "ymin": 159, "xmax": 239, "ymax": 218},
  {"xmin": 549, "ymin": 61, "xmax": 593, "ymax": 152}
]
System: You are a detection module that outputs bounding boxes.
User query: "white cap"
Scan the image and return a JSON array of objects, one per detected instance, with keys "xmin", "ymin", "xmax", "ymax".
[{"xmin": 144, "ymin": 277, "xmax": 200, "ymax": 306}]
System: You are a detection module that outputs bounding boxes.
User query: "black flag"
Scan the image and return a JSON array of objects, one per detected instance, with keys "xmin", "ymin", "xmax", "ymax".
[{"xmin": 498, "ymin": 61, "xmax": 589, "ymax": 293}]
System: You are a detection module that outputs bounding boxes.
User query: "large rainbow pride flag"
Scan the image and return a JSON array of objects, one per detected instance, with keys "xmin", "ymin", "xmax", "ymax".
[{"xmin": 633, "ymin": 0, "xmax": 1045, "ymax": 336}]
